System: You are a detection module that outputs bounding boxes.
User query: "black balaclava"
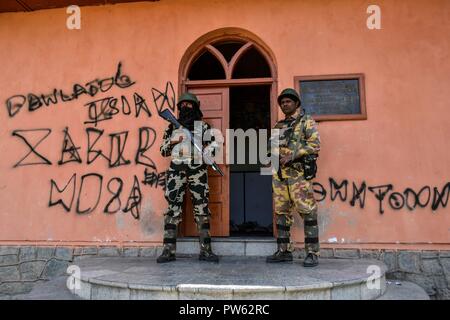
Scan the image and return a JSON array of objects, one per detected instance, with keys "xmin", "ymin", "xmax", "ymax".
[{"xmin": 178, "ymin": 104, "xmax": 203, "ymax": 130}]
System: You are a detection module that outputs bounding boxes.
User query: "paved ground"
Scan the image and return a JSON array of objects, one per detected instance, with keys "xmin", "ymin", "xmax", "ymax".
[
  {"xmin": 1, "ymin": 276, "xmax": 80, "ymax": 300},
  {"xmin": 377, "ymin": 280, "xmax": 430, "ymax": 300}
]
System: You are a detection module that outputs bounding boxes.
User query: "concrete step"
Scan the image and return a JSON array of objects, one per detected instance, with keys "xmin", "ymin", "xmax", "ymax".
[
  {"xmin": 70, "ymin": 256, "xmax": 388, "ymax": 300},
  {"xmin": 377, "ymin": 280, "xmax": 430, "ymax": 300},
  {"xmin": 177, "ymin": 237, "xmax": 277, "ymax": 256},
  {"xmin": 3, "ymin": 276, "xmax": 429, "ymax": 301}
]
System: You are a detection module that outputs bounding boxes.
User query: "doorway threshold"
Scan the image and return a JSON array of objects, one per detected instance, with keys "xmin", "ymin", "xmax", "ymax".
[{"xmin": 178, "ymin": 237, "xmax": 276, "ymax": 256}]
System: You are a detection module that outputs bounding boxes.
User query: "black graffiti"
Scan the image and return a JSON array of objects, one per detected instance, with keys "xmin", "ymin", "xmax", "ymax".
[
  {"xmin": 104, "ymin": 178, "xmax": 123, "ymax": 214},
  {"xmin": 330, "ymin": 178, "xmax": 348, "ymax": 201},
  {"xmin": 7, "ymin": 95, "xmax": 27, "ymax": 117},
  {"xmin": 12, "ymin": 129, "xmax": 52, "ymax": 167},
  {"xmin": 151, "ymin": 81, "xmax": 176, "ymax": 113},
  {"xmin": 368, "ymin": 185, "xmax": 393, "ymax": 214},
  {"xmin": 86, "ymin": 128, "xmax": 110, "ymax": 165},
  {"xmin": 58, "ymin": 127, "xmax": 82, "ymax": 165},
  {"xmin": 49, "ymin": 173, "xmax": 76, "ymax": 212},
  {"xmin": 135, "ymin": 127, "xmax": 157, "ymax": 169},
  {"xmin": 83, "ymin": 93, "xmax": 151, "ymax": 127},
  {"xmin": 13, "ymin": 127, "xmax": 157, "ymax": 168},
  {"xmin": 6, "ymin": 62, "xmax": 135, "ymax": 118},
  {"xmin": 349, "ymin": 181, "xmax": 367, "ymax": 208},
  {"xmin": 109, "ymin": 131, "xmax": 131, "ymax": 168},
  {"xmin": 404, "ymin": 186, "xmax": 431, "ymax": 210},
  {"xmin": 84, "ymin": 96, "xmax": 116, "ymax": 126},
  {"xmin": 134, "ymin": 92, "xmax": 152, "ymax": 118},
  {"xmin": 76, "ymin": 173, "xmax": 103, "ymax": 214},
  {"xmin": 142, "ymin": 168, "xmax": 166, "ymax": 190},
  {"xmin": 312, "ymin": 182, "xmax": 326, "ymax": 202},
  {"xmin": 389, "ymin": 192, "xmax": 405, "ymax": 210},
  {"xmin": 48, "ymin": 173, "xmax": 143, "ymax": 219},
  {"xmin": 123, "ymin": 176, "xmax": 142, "ymax": 220},
  {"xmin": 314, "ymin": 177, "xmax": 450, "ymax": 213},
  {"xmin": 114, "ymin": 61, "xmax": 136, "ymax": 89},
  {"xmin": 431, "ymin": 183, "xmax": 450, "ymax": 211}
]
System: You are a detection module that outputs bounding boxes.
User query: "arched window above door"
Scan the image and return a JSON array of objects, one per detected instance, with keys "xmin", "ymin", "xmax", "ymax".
[
  {"xmin": 188, "ymin": 49, "xmax": 226, "ymax": 80},
  {"xmin": 212, "ymin": 41, "xmax": 244, "ymax": 62},
  {"xmin": 232, "ymin": 46, "xmax": 271, "ymax": 79},
  {"xmin": 187, "ymin": 40, "xmax": 272, "ymax": 81}
]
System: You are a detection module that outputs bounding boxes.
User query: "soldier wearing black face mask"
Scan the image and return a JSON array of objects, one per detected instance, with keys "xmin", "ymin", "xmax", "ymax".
[
  {"xmin": 157, "ymin": 93, "xmax": 219, "ymax": 263},
  {"xmin": 178, "ymin": 98, "xmax": 203, "ymax": 131}
]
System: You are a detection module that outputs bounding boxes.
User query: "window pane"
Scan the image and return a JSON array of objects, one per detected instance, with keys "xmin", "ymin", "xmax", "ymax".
[
  {"xmin": 232, "ymin": 47, "xmax": 271, "ymax": 79},
  {"xmin": 188, "ymin": 50, "xmax": 226, "ymax": 80},
  {"xmin": 213, "ymin": 41, "xmax": 244, "ymax": 62}
]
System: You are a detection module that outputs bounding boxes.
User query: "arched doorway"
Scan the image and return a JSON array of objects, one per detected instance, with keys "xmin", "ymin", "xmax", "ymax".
[{"xmin": 178, "ymin": 28, "xmax": 278, "ymax": 237}]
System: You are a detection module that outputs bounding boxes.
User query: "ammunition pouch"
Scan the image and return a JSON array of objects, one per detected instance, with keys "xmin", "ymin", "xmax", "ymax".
[{"xmin": 293, "ymin": 154, "xmax": 318, "ymax": 180}]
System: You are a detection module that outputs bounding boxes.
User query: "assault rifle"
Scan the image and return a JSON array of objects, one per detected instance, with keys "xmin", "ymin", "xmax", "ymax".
[{"xmin": 158, "ymin": 108, "xmax": 224, "ymax": 176}]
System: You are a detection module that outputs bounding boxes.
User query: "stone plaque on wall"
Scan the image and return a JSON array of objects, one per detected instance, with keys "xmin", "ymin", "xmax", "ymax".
[{"xmin": 295, "ymin": 74, "xmax": 366, "ymax": 121}]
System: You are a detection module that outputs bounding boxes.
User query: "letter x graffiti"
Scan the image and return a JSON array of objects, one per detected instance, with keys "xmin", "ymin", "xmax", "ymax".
[{"xmin": 12, "ymin": 129, "xmax": 52, "ymax": 167}]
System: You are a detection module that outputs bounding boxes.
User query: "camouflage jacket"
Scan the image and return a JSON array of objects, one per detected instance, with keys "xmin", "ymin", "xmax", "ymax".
[
  {"xmin": 160, "ymin": 121, "xmax": 219, "ymax": 169},
  {"xmin": 270, "ymin": 108, "xmax": 320, "ymax": 173}
]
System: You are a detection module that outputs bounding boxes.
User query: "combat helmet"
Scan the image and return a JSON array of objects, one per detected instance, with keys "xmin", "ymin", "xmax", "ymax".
[
  {"xmin": 177, "ymin": 92, "xmax": 200, "ymax": 109},
  {"xmin": 277, "ymin": 88, "xmax": 301, "ymax": 106}
]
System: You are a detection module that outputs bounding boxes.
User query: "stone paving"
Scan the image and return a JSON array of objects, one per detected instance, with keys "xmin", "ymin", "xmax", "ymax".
[
  {"xmin": 72, "ymin": 256, "xmax": 388, "ymax": 299},
  {"xmin": 0, "ymin": 255, "xmax": 430, "ymax": 300}
]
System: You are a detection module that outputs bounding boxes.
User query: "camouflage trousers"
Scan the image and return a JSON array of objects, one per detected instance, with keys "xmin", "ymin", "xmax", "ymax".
[
  {"xmin": 273, "ymin": 167, "xmax": 319, "ymax": 255},
  {"xmin": 162, "ymin": 164, "xmax": 212, "ymax": 254}
]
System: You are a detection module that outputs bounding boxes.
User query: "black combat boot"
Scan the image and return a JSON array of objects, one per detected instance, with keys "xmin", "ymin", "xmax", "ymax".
[
  {"xmin": 156, "ymin": 248, "xmax": 176, "ymax": 263},
  {"xmin": 199, "ymin": 248, "xmax": 220, "ymax": 262},
  {"xmin": 303, "ymin": 253, "xmax": 319, "ymax": 267},
  {"xmin": 197, "ymin": 217, "xmax": 219, "ymax": 262},
  {"xmin": 266, "ymin": 249, "xmax": 293, "ymax": 263},
  {"xmin": 198, "ymin": 240, "xmax": 219, "ymax": 262},
  {"xmin": 266, "ymin": 238, "xmax": 293, "ymax": 263},
  {"xmin": 156, "ymin": 221, "xmax": 177, "ymax": 263},
  {"xmin": 267, "ymin": 215, "xmax": 293, "ymax": 263}
]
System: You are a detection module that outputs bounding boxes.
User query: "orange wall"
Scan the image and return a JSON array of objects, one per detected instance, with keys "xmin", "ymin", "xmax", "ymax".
[{"xmin": 0, "ymin": 0, "xmax": 449, "ymax": 249}]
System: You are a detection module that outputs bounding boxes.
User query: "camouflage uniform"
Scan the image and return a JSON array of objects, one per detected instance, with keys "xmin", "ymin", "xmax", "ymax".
[
  {"xmin": 159, "ymin": 121, "xmax": 218, "ymax": 258},
  {"xmin": 271, "ymin": 108, "xmax": 321, "ymax": 256}
]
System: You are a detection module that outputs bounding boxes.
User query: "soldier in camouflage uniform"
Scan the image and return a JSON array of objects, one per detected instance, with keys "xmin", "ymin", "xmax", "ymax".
[
  {"xmin": 266, "ymin": 88, "xmax": 321, "ymax": 267},
  {"xmin": 157, "ymin": 92, "xmax": 219, "ymax": 263}
]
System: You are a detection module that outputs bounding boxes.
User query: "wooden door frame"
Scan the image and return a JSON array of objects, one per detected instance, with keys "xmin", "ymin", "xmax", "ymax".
[{"xmin": 177, "ymin": 28, "xmax": 279, "ymax": 237}]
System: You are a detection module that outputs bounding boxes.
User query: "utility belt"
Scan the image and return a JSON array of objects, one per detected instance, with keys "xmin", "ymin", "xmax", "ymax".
[
  {"xmin": 292, "ymin": 154, "xmax": 318, "ymax": 180},
  {"xmin": 278, "ymin": 154, "xmax": 318, "ymax": 181}
]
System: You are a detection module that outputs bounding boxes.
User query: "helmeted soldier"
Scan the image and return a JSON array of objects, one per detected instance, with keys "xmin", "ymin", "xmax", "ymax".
[
  {"xmin": 266, "ymin": 88, "xmax": 321, "ymax": 267},
  {"xmin": 157, "ymin": 92, "xmax": 219, "ymax": 263}
]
